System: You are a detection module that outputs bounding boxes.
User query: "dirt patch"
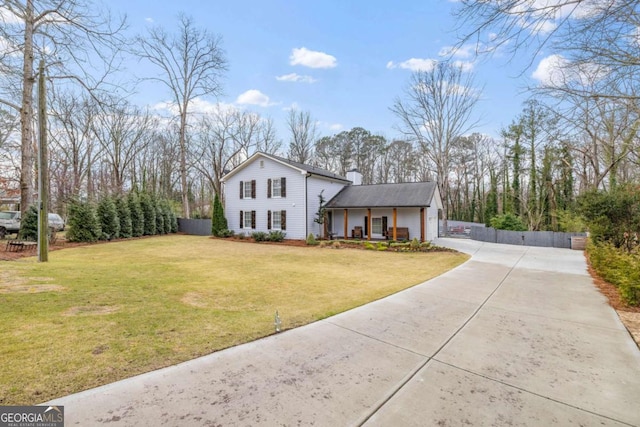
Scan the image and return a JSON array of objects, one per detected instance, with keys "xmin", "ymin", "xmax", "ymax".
[
  {"xmin": 62, "ymin": 306, "xmax": 120, "ymax": 316},
  {"xmin": 586, "ymin": 253, "xmax": 640, "ymax": 348},
  {"xmin": 0, "ymin": 284, "xmax": 65, "ymax": 294},
  {"xmin": 181, "ymin": 292, "xmax": 208, "ymax": 308}
]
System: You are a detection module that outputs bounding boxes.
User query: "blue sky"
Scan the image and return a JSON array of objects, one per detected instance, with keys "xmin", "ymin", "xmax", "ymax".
[{"xmin": 110, "ymin": 0, "xmax": 547, "ymax": 142}]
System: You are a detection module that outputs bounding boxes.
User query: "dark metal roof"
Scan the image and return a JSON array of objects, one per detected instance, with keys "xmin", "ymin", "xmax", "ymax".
[{"xmin": 325, "ymin": 182, "xmax": 438, "ymax": 208}]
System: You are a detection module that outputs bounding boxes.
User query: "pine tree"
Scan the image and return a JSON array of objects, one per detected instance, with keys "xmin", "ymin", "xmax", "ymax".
[
  {"xmin": 97, "ymin": 196, "xmax": 120, "ymax": 240},
  {"xmin": 128, "ymin": 192, "xmax": 144, "ymax": 237},
  {"xmin": 155, "ymin": 197, "xmax": 165, "ymax": 234},
  {"xmin": 18, "ymin": 205, "xmax": 38, "ymax": 240},
  {"xmin": 67, "ymin": 200, "xmax": 101, "ymax": 242},
  {"xmin": 115, "ymin": 196, "xmax": 133, "ymax": 238},
  {"xmin": 139, "ymin": 192, "xmax": 157, "ymax": 235}
]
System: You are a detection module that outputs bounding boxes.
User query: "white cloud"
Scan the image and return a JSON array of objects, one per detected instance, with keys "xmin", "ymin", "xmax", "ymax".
[
  {"xmin": 453, "ymin": 60, "xmax": 475, "ymax": 72},
  {"xmin": 531, "ymin": 54, "xmax": 569, "ymax": 85},
  {"xmin": 282, "ymin": 102, "xmax": 299, "ymax": 112},
  {"xmin": 0, "ymin": 7, "xmax": 21, "ymax": 24},
  {"xmin": 276, "ymin": 73, "xmax": 317, "ymax": 83},
  {"xmin": 439, "ymin": 44, "xmax": 474, "ymax": 59},
  {"xmin": 145, "ymin": 17, "xmax": 154, "ymax": 23},
  {"xmin": 329, "ymin": 123, "xmax": 343, "ymax": 131},
  {"xmin": 236, "ymin": 89, "xmax": 277, "ymax": 107},
  {"xmin": 289, "ymin": 47, "xmax": 337, "ymax": 69},
  {"xmin": 532, "ymin": 54, "xmax": 609, "ymax": 87},
  {"xmin": 386, "ymin": 58, "xmax": 438, "ymax": 72}
]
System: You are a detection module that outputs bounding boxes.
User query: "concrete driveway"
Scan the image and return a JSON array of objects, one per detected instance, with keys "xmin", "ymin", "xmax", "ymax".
[{"xmin": 47, "ymin": 239, "xmax": 640, "ymax": 426}]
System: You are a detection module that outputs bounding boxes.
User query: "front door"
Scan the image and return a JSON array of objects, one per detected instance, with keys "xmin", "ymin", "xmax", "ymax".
[{"xmin": 371, "ymin": 216, "xmax": 387, "ymax": 239}]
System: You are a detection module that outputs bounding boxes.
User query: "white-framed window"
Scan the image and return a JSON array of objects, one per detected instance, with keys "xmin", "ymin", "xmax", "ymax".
[
  {"xmin": 272, "ymin": 178, "xmax": 282, "ymax": 198},
  {"xmin": 244, "ymin": 211, "xmax": 253, "ymax": 229},
  {"xmin": 272, "ymin": 211, "xmax": 282, "ymax": 229},
  {"xmin": 243, "ymin": 181, "xmax": 252, "ymax": 199}
]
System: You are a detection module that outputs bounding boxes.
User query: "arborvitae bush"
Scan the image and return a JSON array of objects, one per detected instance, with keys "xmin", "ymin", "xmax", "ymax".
[
  {"xmin": 67, "ymin": 200, "xmax": 101, "ymax": 242},
  {"xmin": 97, "ymin": 196, "xmax": 120, "ymax": 240},
  {"xmin": 155, "ymin": 199, "xmax": 165, "ymax": 235},
  {"xmin": 161, "ymin": 201, "xmax": 172, "ymax": 234},
  {"xmin": 170, "ymin": 209, "xmax": 178, "ymax": 233},
  {"xmin": 128, "ymin": 192, "xmax": 144, "ymax": 237},
  {"xmin": 18, "ymin": 205, "xmax": 38, "ymax": 241},
  {"xmin": 211, "ymin": 193, "xmax": 228, "ymax": 237},
  {"xmin": 139, "ymin": 192, "xmax": 156, "ymax": 235},
  {"xmin": 115, "ymin": 196, "xmax": 133, "ymax": 238}
]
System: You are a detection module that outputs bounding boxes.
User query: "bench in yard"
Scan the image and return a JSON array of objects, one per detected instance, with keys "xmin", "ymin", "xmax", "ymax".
[
  {"xmin": 5, "ymin": 241, "xmax": 37, "ymax": 252},
  {"xmin": 387, "ymin": 227, "xmax": 410, "ymax": 241}
]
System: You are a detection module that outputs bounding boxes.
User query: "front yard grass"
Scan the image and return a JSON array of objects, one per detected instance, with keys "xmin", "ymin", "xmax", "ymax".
[{"xmin": 0, "ymin": 235, "xmax": 468, "ymax": 404}]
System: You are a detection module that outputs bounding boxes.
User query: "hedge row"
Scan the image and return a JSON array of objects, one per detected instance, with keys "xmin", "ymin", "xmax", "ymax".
[
  {"xmin": 66, "ymin": 192, "xmax": 178, "ymax": 243},
  {"xmin": 587, "ymin": 242, "xmax": 640, "ymax": 306}
]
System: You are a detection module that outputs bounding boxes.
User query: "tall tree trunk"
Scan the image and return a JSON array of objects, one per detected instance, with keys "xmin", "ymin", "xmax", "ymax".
[
  {"xmin": 20, "ymin": 0, "xmax": 35, "ymax": 214},
  {"xmin": 179, "ymin": 108, "xmax": 190, "ymax": 218}
]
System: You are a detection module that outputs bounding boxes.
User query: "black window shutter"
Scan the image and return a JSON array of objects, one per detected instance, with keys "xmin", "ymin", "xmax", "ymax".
[
  {"xmin": 382, "ymin": 216, "xmax": 388, "ymax": 237},
  {"xmin": 240, "ymin": 210, "xmax": 243, "ymax": 228},
  {"xmin": 251, "ymin": 211, "xmax": 256, "ymax": 229},
  {"xmin": 281, "ymin": 177, "xmax": 286, "ymax": 198},
  {"xmin": 267, "ymin": 211, "xmax": 272, "ymax": 229},
  {"xmin": 364, "ymin": 216, "xmax": 368, "ymax": 236},
  {"xmin": 267, "ymin": 179, "xmax": 272, "ymax": 198},
  {"xmin": 281, "ymin": 210, "xmax": 286, "ymax": 230},
  {"xmin": 251, "ymin": 180, "xmax": 256, "ymax": 199},
  {"xmin": 240, "ymin": 181, "xmax": 244, "ymax": 199}
]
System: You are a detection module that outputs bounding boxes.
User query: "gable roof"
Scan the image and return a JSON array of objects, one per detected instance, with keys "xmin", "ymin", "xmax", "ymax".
[
  {"xmin": 221, "ymin": 152, "xmax": 350, "ymax": 183},
  {"xmin": 325, "ymin": 182, "xmax": 438, "ymax": 208}
]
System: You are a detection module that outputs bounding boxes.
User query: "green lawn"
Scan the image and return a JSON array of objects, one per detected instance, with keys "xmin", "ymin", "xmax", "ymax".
[{"xmin": 0, "ymin": 235, "xmax": 468, "ymax": 404}]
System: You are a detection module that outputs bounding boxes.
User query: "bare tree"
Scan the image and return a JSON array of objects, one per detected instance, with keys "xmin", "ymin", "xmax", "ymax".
[
  {"xmin": 391, "ymin": 61, "xmax": 481, "ymax": 230},
  {"xmin": 136, "ymin": 13, "xmax": 227, "ymax": 218},
  {"xmin": 286, "ymin": 109, "xmax": 317, "ymax": 164},
  {"xmin": 453, "ymin": 0, "xmax": 640, "ymax": 100},
  {"xmin": 192, "ymin": 109, "xmax": 271, "ymax": 200},
  {"xmin": 255, "ymin": 116, "xmax": 281, "ymax": 155},
  {"xmin": 0, "ymin": 0, "xmax": 126, "ymax": 215},
  {"xmin": 49, "ymin": 92, "xmax": 99, "ymax": 202},
  {"xmin": 376, "ymin": 139, "xmax": 417, "ymax": 184},
  {"xmin": 91, "ymin": 97, "xmax": 156, "ymax": 195}
]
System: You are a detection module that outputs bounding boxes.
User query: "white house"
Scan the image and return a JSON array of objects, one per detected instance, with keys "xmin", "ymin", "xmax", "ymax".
[
  {"xmin": 221, "ymin": 152, "xmax": 351, "ymax": 240},
  {"xmin": 222, "ymin": 152, "xmax": 442, "ymax": 241}
]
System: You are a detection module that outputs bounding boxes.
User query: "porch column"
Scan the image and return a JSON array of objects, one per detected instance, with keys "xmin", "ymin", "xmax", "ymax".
[
  {"xmin": 392, "ymin": 208, "xmax": 397, "ymax": 241},
  {"xmin": 420, "ymin": 207, "xmax": 425, "ymax": 242},
  {"xmin": 367, "ymin": 208, "xmax": 372, "ymax": 241},
  {"xmin": 344, "ymin": 209, "xmax": 348, "ymax": 239}
]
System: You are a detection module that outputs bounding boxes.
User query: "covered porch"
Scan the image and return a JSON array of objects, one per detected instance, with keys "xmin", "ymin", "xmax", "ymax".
[
  {"xmin": 323, "ymin": 181, "xmax": 442, "ymax": 242},
  {"xmin": 326, "ymin": 206, "xmax": 434, "ymax": 242}
]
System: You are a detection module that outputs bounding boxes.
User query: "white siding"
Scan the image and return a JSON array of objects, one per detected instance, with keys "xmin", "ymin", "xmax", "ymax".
[
  {"xmin": 224, "ymin": 155, "xmax": 308, "ymax": 239},
  {"xmin": 223, "ymin": 154, "xmax": 350, "ymax": 240},
  {"xmin": 306, "ymin": 176, "xmax": 346, "ymax": 239}
]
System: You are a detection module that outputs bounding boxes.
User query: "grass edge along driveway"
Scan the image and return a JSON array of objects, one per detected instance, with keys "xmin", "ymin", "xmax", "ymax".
[{"xmin": 0, "ymin": 235, "xmax": 469, "ymax": 405}]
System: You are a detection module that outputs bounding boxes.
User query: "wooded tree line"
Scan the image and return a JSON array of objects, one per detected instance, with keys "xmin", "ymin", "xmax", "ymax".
[{"xmin": 1, "ymin": 0, "xmax": 639, "ymax": 232}]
